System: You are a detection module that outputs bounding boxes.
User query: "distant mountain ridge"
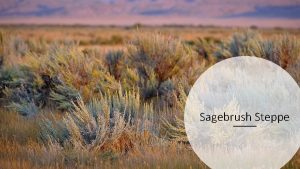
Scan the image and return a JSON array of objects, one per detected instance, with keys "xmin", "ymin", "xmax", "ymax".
[{"xmin": 0, "ymin": 0, "xmax": 300, "ymax": 27}]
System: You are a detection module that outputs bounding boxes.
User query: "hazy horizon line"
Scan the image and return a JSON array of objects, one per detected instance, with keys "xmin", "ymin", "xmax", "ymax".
[{"xmin": 1, "ymin": 16, "xmax": 300, "ymax": 28}]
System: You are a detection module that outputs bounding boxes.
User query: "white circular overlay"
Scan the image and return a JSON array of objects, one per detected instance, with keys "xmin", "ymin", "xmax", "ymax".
[{"xmin": 184, "ymin": 56, "xmax": 300, "ymax": 169}]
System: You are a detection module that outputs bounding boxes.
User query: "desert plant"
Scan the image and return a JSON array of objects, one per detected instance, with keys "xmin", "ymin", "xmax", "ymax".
[
  {"xmin": 105, "ymin": 50, "xmax": 124, "ymax": 79},
  {"xmin": 215, "ymin": 31, "xmax": 268, "ymax": 58},
  {"xmin": 161, "ymin": 85, "xmax": 188, "ymax": 142},
  {"xmin": 124, "ymin": 33, "xmax": 205, "ymax": 103},
  {"xmin": 286, "ymin": 58, "xmax": 300, "ymax": 85},
  {"xmin": 127, "ymin": 33, "xmax": 198, "ymax": 82},
  {"xmin": 120, "ymin": 67, "xmax": 140, "ymax": 91},
  {"xmin": 0, "ymin": 62, "xmax": 82, "ymax": 113},
  {"xmin": 26, "ymin": 42, "xmax": 121, "ymax": 100},
  {"xmin": 9, "ymin": 36, "xmax": 28, "ymax": 57},
  {"xmin": 41, "ymin": 89, "xmax": 155, "ymax": 153},
  {"xmin": 275, "ymin": 35, "xmax": 300, "ymax": 69},
  {"xmin": 162, "ymin": 116, "xmax": 187, "ymax": 143},
  {"xmin": 50, "ymin": 84, "xmax": 81, "ymax": 111},
  {"xmin": 109, "ymin": 35, "xmax": 124, "ymax": 45},
  {"xmin": 139, "ymin": 66, "xmax": 159, "ymax": 100},
  {"xmin": 214, "ymin": 31, "xmax": 300, "ymax": 73},
  {"xmin": 0, "ymin": 66, "xmax": 41, "ymax": 115},
  {"xmin": 192, "ymin": 37, "xmax": 221, "ymax": 62},
  {"xmin": 0, "ymin": 31, "xmax": 4, "ymax": 68},
  {"xmin": 9, "ymin": 99, "xmax": 39, "ymax": 116},
  {"xmin": 26, "ymin": 37, "xmax": 48, "ymax": 55}
]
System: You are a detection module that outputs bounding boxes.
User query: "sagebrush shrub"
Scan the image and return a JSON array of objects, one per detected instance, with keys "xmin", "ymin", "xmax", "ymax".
[
  {"xmin": 275, "ymin": 35, "xmax": 300, "ymax": 69},
  {"xmin": 105, "ymin": 50, "xmax": 124, "ymax": 79},
  {"xmin": 161, "ymin": 85, "xmax": 188, "ymax": 142},
  {"xmin": 50, "ymin": 84, "xmax": 81, "ymax": 111},
  {"xmin": 9, "ymin": 100, "xmax": 39, "ymax": 116},
  {"xmin": 214, "ymin": 31, "xmax": 300, "ymax": 84},
  {"xmin": 10, "ymin": 36, "xmax": 28, "ymax": 57},
  {"xmin": 124, "ymin": 33, "xmax": 205, "ymax": 104},
  {"xmin": 0, "ymin": 66, "xmax": 41, "ymax": 115},
  {"xmin": 127, "ymin": 33, "xmax": 197, "ymax": 82},
  {"xmin": 41, "ymin": 89, "xmax": 155, "ymax": 153},
  {"xmin": 215, "ymin": 31, "xmax": 270, "ymax": 58}
]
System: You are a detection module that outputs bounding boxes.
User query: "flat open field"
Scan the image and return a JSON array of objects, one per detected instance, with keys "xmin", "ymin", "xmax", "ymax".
[{"xmin": 0, "ymin": 25, "xmax": 299, "ymax": 168}]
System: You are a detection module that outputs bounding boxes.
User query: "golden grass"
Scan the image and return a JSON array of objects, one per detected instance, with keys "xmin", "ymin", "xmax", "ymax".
[{"xmin": 2, "ymin": 26, "xmax": 300, "ymax": 47}]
